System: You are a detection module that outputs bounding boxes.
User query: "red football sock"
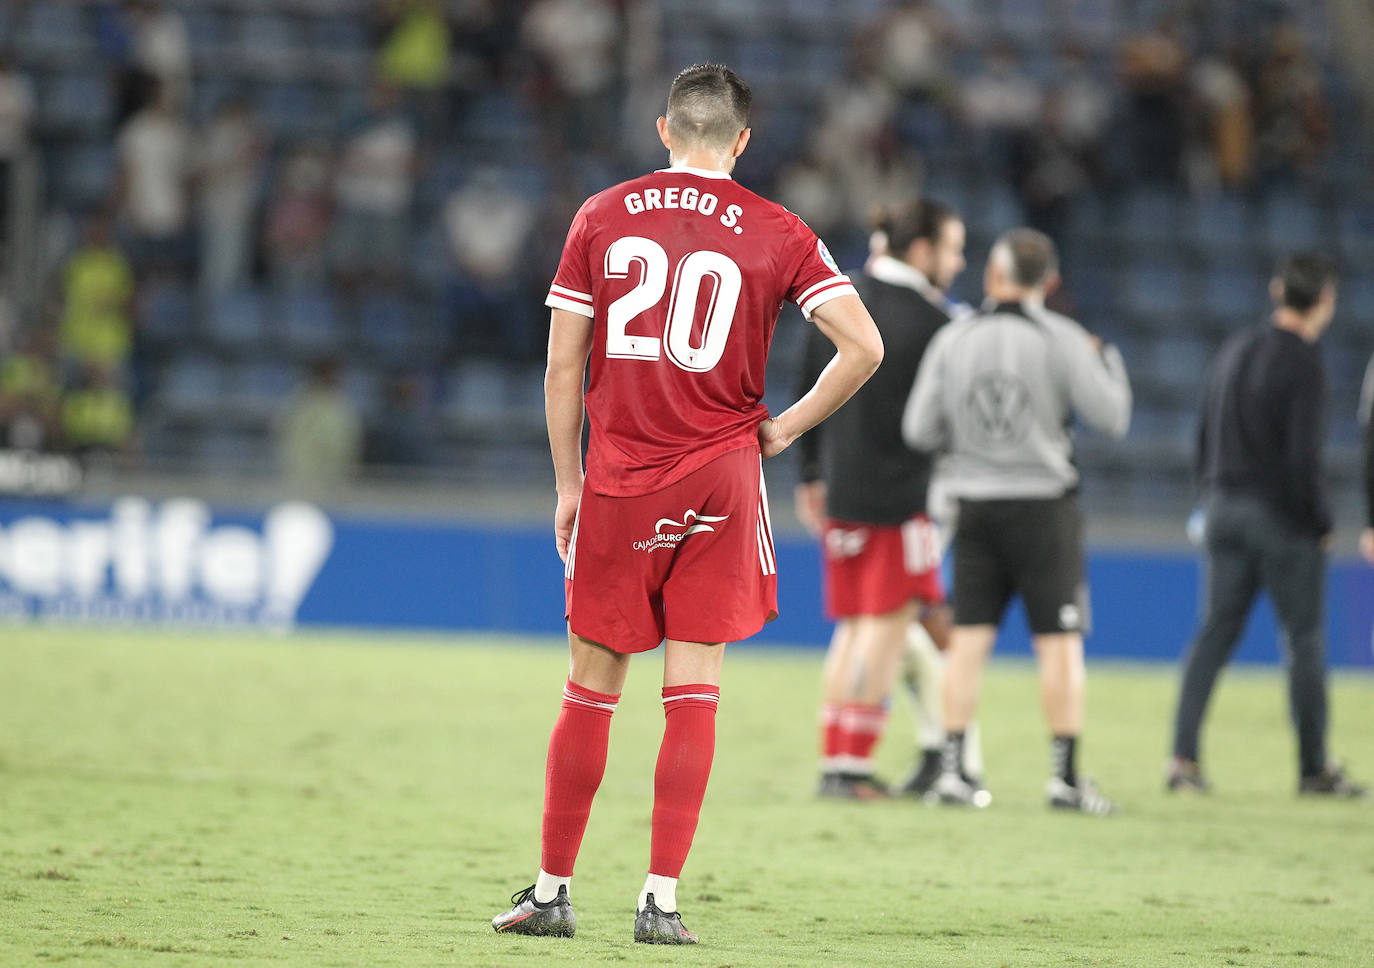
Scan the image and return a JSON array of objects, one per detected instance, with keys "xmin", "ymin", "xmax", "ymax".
[
  {"xmin": 840, "ymin": 702, "xmax": 887, "ymax": 766},
  {"xmin": 649, "ymin": 684, "xmax": 720, "ymax": 879},
  {"xmin": 540, "ymin": 679, "xmax": 620, "ymax": 878},
  {"xmin": 821, "ymin": 703, "xmax": 843, "ymax": 760}
]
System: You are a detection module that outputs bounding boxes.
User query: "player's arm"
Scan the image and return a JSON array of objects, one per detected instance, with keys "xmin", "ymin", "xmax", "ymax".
[
  {"xmin": 1065, "ymin": 324, "xmax": 1132, "ymax": 438},
  {"xmin": 902, "ymin": 326, "xmax": 949, "ymax": 453},
  {"xmin": 545, "ymin": 307, "xmax": 594, "ymax": 562},
  {"xmin": 793, "ymin": 322, "xmax": 832, "ymax": 534},
  {"xmin": 760, "ymin": 294, "xmax": 882, "ymax": 459}
]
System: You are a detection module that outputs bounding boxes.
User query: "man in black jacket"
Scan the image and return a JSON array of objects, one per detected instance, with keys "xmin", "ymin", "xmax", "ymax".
[
  {"xmin": 795, "ymin": 198, "xmax": 979, "ymax": 798},
  {"xmin": 1168, "ymin": 253, "xmax": 1366, "ymax": 797}
]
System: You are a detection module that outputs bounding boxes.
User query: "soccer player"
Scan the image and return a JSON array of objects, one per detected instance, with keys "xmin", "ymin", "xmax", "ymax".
[
  {"xmin": 903, "ymin": 229, "xmax": 1132, "ymax": 815},
  {"xmin": 794, "ymin": 198, "xmax": 981, "ymax": 798},
  {"xmin": 492, "ymin": 64, "xmax": 883, "ymax": 943}
]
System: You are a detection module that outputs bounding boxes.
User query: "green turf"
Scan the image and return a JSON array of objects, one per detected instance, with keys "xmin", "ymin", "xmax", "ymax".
[{"xmin": 1, "ymin": 627, "xmax": 1371, "ymax": 967}]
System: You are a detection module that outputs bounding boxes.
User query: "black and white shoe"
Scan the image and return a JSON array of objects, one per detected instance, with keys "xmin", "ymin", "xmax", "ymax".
[
  {"xmin": 492, "ymin": 884, "xmax": 576, "ymax": 937},
  {"xmin": 1299, "ymin": 765, "xmax": 1369, "ymax": 799},
  {"xmin": 1047, "ymin": 776, "xmax": 1117, "ymax": 815},
  {"xmin": 925, "ymin": 770, "xmax": 992, "ymax": 808},
  {"xmin": 634, "ymin": 893, "xmax": 698, "ymax": 944},
  {"xmin": 896, "ymin": 749, "xmax": 944, "ymax": 797}
]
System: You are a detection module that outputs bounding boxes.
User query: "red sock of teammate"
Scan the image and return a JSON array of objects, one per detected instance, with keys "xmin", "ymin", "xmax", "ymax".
[
  {"xmin": 540, "ymin": 680, "xmax": 620, "ymax": 879},
  {"xmin": 649, "ymin": 684, "xmax": 720, "ymax": 879},
  {"xmin": 821, "ymin": 703, "xmax": 844, "ymax": 765},
  {"xmin": 839, "ymin": 702, "xmax": 887, "ymax": 773}
]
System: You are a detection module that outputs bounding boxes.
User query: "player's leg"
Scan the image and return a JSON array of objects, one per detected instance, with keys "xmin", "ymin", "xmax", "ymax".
[
  {"xmin": 1170, "ymin": 501, "xmax": 1259, "ymax": 790},
  {"xmin": 838, "ymin": 601, "xmax": 918, "ymax": 786},
  {"xmin": 633, "ymin": 638, "xmax": 723, "ymax": 944},
  {"xmin": 494, "ymin": 632, "xmax": 630, "ymax": 937},
  {"xmin": 818, "ymin": 618, "xmax": 862, "ymax": 792}
]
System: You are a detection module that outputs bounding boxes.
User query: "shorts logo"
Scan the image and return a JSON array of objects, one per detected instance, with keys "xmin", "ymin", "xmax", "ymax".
[{"xmin": 633, "ymin": 509, "xmax": 729, "ymax": 552}]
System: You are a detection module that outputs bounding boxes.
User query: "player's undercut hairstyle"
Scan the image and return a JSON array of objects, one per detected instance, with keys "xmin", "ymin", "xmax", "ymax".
[
  {"xmin": 874, "ymin": 198, "xmax": 959, "ymax": 253},
  {"xmin": 1274, "ymin": 252, "xmax": 1336, "ymax": 311},
  {"xmin": 666, "ymin": 63, "xmax": 752, "ymax": 150},
  {"xmin": 993, "ymin": 228, "xmax": 1059, "ymax": 289}
]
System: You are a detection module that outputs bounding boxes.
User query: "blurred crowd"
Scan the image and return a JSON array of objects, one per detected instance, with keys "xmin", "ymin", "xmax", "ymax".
[{"xmin": 0, "ymin": 0, "xmax": 1357, "ymax": 485}]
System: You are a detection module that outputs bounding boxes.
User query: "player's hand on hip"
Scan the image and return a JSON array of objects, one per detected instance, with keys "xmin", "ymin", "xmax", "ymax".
[
  {"xmin": 758, "ymin": 417, "xmax": 792, "ymax": 459},
  {"xmin": 554, "ymin": 492, "xmax": 580, "ymax": 563}
]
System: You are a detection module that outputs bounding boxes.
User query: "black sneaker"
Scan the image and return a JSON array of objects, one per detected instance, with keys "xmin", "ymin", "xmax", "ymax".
[
  {"xmin": 896, "ymin": 749, "xmax": 944, "ymax": 796},
  {"xmin": 1047, "ymin": 776, "xmax": 1117, "ymax": 815},
  {"xmin": 492, "ymin": 884, "xmax": 576, "ymax": 937},
  {"xmin": 1298, "ymin": 765, "xmax": 1369, "ymax": 799},
  {"xmin": 634, "ymin": 893, "xmax": 698, "ymax": 944},
  {"xmin": 1165, "ymin": 757, "xmax": 1210, "ymax": 793},
  {"xmin": 817, "ymin": 772, "xmax": 891, "ymax": 800}
]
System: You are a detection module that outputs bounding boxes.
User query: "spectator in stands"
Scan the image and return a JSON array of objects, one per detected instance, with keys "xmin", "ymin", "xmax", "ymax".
[
  {"xmin": 125, "ymin": 1, "xmax": 192, "ymax": 109},
  {"xmin": 264, "ymin": 142, "xmax": 334, "ymax": 288},
  {"xmin": 1118, "ymin": 21, "xmax": 1189, "ymax": 183},
  {"xmin": 0, "ymin": 327, "xmax": 60, "ymax": 451},
  {"xmin": 852, "ymin": 0, "xmax": 952, "ymax": 103},
  {"xmin": 1187, "ymin": 50, "xmax": 1253, "ymax": 191},
  {"xmin": 61, "ymin": 361, "xmax": 135, "ymax": 456},
  {"xmin": 1252, "ymin": 23, "xmax": 1329, "ymax": 185},
  {"xmin": 521, "ymin": 0, "xmax": 620, "ymax": 150},
  {"xmin": 331, "ymin": 81, "xmax": 417, "ymax": 283},
  {"xmin": 276, "ymin": 355, "xmax": 363, "ymax": 490},
  {"xmin": 377, "ymin": 0, "xmax": 452, "ymax": 135},
  {"xmin": 59, "ymin": 214, "xmax": 136, "ymax": 376},
  {"xmin": 197, "ymin": 97, "xmax": 267, "ymax": 296},
  {"xmin": 443, "ymin": 168, "xmax": 538, "ymax": 356},
  {"xmin": 0, "ymin": 52, "xmax": 34, "ymax": 232},
  {"xmin": 959, "ymin": 42, "xmax": 1042, "ymax": 172},
  {"xmin": 116, "ymin": 80, "xmax": 193, "ymax": 273},
  {"xmin": 366, "ymin": 371, "xmax": 433, "ymax": 468}
]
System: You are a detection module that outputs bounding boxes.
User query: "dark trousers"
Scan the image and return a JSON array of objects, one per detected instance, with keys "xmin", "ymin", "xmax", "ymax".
[{"xmin": 1171, "ymin": 494, "xmax": 1328, "ymax": 777}]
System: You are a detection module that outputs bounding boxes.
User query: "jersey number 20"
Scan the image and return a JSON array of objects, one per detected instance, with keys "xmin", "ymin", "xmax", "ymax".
[{"xmin": 603, "ymin": 236, "xmax": 742, "ymax": 373}]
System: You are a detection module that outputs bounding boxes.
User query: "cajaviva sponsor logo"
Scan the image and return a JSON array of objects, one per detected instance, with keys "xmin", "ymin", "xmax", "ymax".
[
  {"xmin": 0, "ymin": 498, "xmax": 333, "ymax": 628},
  {"xmin": 632, "ymin": 509, "xmax": 729, "ymax": 552}
]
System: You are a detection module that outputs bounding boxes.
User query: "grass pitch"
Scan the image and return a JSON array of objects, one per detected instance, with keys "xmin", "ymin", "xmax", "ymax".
[{"xmin": 1, "ymin": 627, "xmax": 1372, "ymax": 967}]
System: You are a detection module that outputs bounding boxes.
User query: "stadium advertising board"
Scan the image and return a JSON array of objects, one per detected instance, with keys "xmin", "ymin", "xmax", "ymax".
[{"xmin": 0, "ymin": 497, "xmax": 1370, "ymax": 668}]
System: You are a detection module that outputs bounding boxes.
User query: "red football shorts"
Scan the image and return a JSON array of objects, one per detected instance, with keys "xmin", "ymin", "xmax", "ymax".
[
  {"xmin": 564, "ymin": 446, "xmax": 779, "ymax": 653},
  {"xmin": 821, "ymin": 514, "xmax": 945, "ymax": 620}
]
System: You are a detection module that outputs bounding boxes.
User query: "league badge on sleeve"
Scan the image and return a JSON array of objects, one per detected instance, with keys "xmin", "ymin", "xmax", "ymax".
[{"xmin": 817, "ymin": 239, "xmax": 840, "ymax": 274}]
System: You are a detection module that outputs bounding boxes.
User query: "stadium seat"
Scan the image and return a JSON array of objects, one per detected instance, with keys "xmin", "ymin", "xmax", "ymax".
[
  {"xmin": 138, "ymin": 279, "xmax": 195, "ymax": 347},
  {"xmin": 997, "ymin": 0, "xmax": 1052, "ymax": 47},
  {"xmin": 208, "ymin": 287, "xmax": 266, "ymax": 348},
  {"xmin": 1059, "ymin": 0, "xmax": 1121, "ymax": 49},
  {"xmin": 1119, "ymin": 188, "xmax": 1182, "ymax": 248},
  {"xmin": 277, "ymin": 286, "xmax": 343, "ymax": 355},
  {"xmin": 1260, "ymin": 191, "xmax": 1322, "ymax": 251},
  {"xmin": 445, "ymin": 359, "xmax": 511, "ymax": 426},
  {"xmin": 1121, "ymin": 260, "xmax": 1186, "ymax": 322},
  {"xmin": 235, "ymin": 12, "xmax": 301, "ymax": 73},
  {"xmin": 159, "ymin": 355, "xmax": 227, "ymax": 419},
  {"xmin": 1336, "ymin": 204, "xmax": 1374, "ymax": 266},
  {"xmin": 359, "ymin": 291, "xmax": 417, "ymax": 363},
  {"xmin": 52, "ymin": 143, "xmax": 115, "ymax": 209},
  {"xmin": 183, "ymin": 7, "xmax": 228, "ymax": 61},
  {"xmin": 258, "ymin": 82, "xmax": 323, "ymax": 137},
  {"xmin": 40, "ymin": 71, "xmax": 111, "ymax": 133},
  {"xmin": 1187, "ymin": 194, "xmax": 1253, "ymax": 252},
  {"xmin": 227, "ymin": 360, "xmax": 299, "ymax": 421},
  {"xmin": 19, "ymin": 3, "xmax": 92, "ymax": 61},
  {"xmin": 1200, "ymin": 263, "xmax": 1264, "ymax": 323}
]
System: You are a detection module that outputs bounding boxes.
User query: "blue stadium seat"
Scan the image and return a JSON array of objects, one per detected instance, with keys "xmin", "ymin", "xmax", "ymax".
[
  {"xmin": 236, "ymin": 12, "xmax": 301, "ymax": 71},
  {"xmin": 138, "ymin": 279, "xmax": 195, "ymax": 346},
  {"xmin": 1342, "ymin": 277, "xmax": 1374, "ymax": 323},
  {"xmin": 208, "ymin": 287, "xmax": 266, "ymax": 347},
  {"xmin": 196, "ymin": 428, "xmax": 274, "ymax": 469},
  {"xmin": 359, "ymin": 291, "xmax": 417, "ymax": 362},
  {"xmin": 1336, "ymin": 204, "xmax": 1374, "ymax": 266},
  {"xmin": 258, "ymin": 82, "xmax": 322, "ymax": 136},
  {"xmin": 1119, "ymin": 188, "xmax": 1182, "ymax": 247},
  {"xmin": 228, "ymin": 360, "xmax": 298, "ymax": 420},
  {"xmin": 446, "ymin": 359, "xmax": 510, "ymax": 424},
  {"xmin": 1260, "ymin": 191, "xmax": 1322, "ymax": 251},
  {"xmin": 52, "ymin": 143, "xmax": 115, "ymax": 208},
  {"xmin": 277, "ymin": 286, "xmax": 342, "ymax": 355},
  {"xmin": 183, "ymin": 7, "xmax": 227, "ymax": 59},
  {"xmin": 997, "ymin": 0, "xmax": 1051, "ymax": 46},
  {"xmin": 1188, "ymin": 194, "xmax": 1252, "ymax": 251},
  {"xmin": 1121, "ymin": 260, "xmax": 1186, "ymax": 320},
  {"xmin": 40, "ymin": 71, "xmax": 111, "ymax": 132},
  {"xmin": 1059, "ymin": 0, "xmax": 1121, "ymax": 48},
  {"xmin": 1139, "ymin": 333, "xmax": 1212, "ymax": 395},
  {"xmin": 1201, "ymin": 263, "xmax": 1263, "ymax": 322},
  {"xmin": 159, "ymin": 355, "xmax": 226, "ymax": 418},
  {"xmin": 310, "ymin": 14, "xmax": 369, "ymax": 56},
  {"xmin": 341, "ymin": 365, "xmax": 381, "ymax": 418},
  {"xmin": 20, "ymin": 3, "xmax": 92, "ymax": 60}
]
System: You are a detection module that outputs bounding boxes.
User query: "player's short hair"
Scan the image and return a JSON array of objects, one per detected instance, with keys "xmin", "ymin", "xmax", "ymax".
[
  {"xmin": 873, "ymin": 198, "xmax": 960, "ymax": 252},
  {"xmin": 666, "ymin": 64, "xmax": 752, "ymax": 149},
  {"xmin": 992, "ymin": 228, "xmax": 1058, "ymax": 289},
  {"xmin": 1274, "ymin": 252, "xmax": 1336, "ymax": 311}
]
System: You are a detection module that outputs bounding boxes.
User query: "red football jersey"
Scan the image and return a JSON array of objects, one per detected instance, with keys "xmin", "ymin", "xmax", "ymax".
[{"xmin": 547, "ymin": 166, "xmax": 856, "ymax": 497}]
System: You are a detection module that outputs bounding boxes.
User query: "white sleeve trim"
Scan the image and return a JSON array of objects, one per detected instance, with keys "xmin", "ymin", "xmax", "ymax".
[
  {"xmin": 549, "ymin": 283, "xmax": 593, "ymax": 302},
  {"xmin": 796, "ymin": 275, "xmax": 851, "ymax": 306},
  {"xmin": 799, "ymin": 281, "xmax": 858, "ymax": 320},
  {"xmin": 546, "ymin": 294, "xmax": 595, "ymax": 317}
]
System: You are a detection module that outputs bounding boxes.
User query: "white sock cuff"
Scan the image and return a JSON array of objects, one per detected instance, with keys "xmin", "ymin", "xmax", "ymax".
[{"xmin": 534, "ymin": 869, "xmax": 570, "ymax": 904}]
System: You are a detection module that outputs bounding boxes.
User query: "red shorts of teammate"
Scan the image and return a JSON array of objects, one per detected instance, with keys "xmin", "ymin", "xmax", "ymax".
[
  {"xmin": 564, "ymin": 445, "xmax": 779, "ymax": 654},
  {"xmin": 821, "ymin": 514, "xmax": 944, "ymax": 620}
]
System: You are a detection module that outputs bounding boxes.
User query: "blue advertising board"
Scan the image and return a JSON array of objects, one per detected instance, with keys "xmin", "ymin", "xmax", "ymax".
[{"xmin": 0, "ymin": 497, "xmax": 1370, "ymax": 668}]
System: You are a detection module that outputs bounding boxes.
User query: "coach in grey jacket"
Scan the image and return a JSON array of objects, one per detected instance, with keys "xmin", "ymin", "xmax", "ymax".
[{"xmin": 902, "ymin": 228, "xmax": 1131, "ymax": 814}]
